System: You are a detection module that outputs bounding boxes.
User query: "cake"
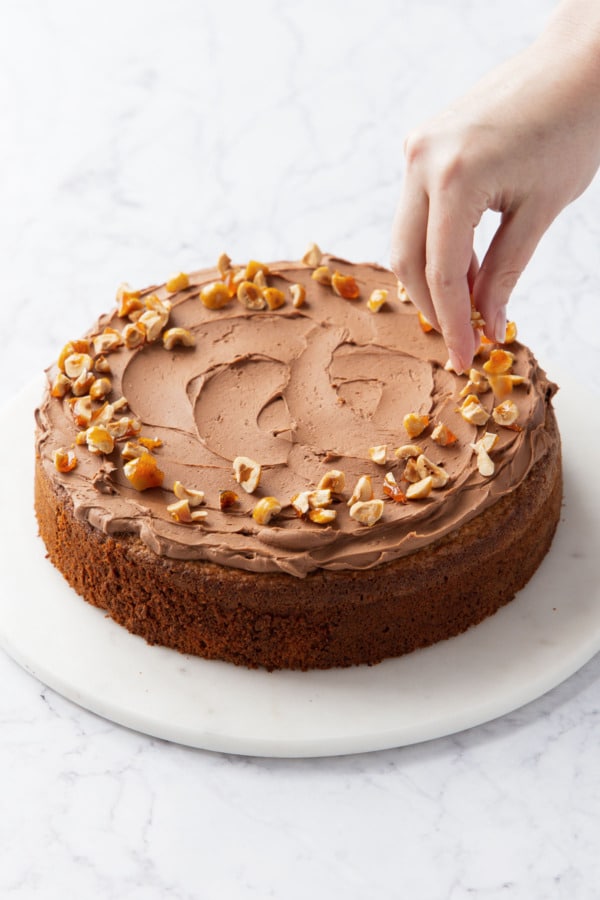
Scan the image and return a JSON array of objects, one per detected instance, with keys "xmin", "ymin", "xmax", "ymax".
[{"xmin": 34, "ymin": 248, "xmax": 562, "ymax": 670}]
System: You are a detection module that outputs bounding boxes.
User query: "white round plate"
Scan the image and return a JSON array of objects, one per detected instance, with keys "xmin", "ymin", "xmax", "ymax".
[{"xmin": 1, "ymin": 378, "xmax": 598, "ymax": 758}]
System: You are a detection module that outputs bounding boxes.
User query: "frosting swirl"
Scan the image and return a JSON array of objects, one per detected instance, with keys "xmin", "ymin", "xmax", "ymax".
[{"xmin": 36, "ymin": 256, "xmax": 558, "ymax": 578}]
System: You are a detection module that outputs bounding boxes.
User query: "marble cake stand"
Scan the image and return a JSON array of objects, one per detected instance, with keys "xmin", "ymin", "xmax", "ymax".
[{"xmin": 1, "ymin": 377, "xmax": 598, "ymax": 758}]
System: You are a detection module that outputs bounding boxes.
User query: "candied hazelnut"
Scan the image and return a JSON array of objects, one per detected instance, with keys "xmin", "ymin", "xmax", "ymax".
[
  {"xmin": 200, "ymin": 281, "xmax": 232, "ymax": 310},
  {"xmin": 349, "ymin": 499, "xmax": 384, "ymax": 526},
  {"xmin": 123, "ymin": 452, "xmax": 164, "ymax": 491},
  {"xmin": 302, "ymin": 242, "xmax": 323, "ymax": 267},
  {"xmin": 233, "ymin": 456, "xmax": 262, "ymax": 493},
  {"xmin": 53, "ymin": 447, "xmax": 77, "ymax": 473},
  {"xmin": 331, "ymin": 271, "xmax": 360, "ymax": 300},
  {"xmin": 402, "ymin": 412, "xmax": 429, "ymax": 439},
  {"xmin": 166, "ymin": 272, "xmax": 190, "ymax": 293},
  {"xmin": 367, "ymin": 289, "xmax": 388, "ymax": 313},
  {"xmin": 252, "ymin": 497, "xmax": 282, "ymax": 525}
]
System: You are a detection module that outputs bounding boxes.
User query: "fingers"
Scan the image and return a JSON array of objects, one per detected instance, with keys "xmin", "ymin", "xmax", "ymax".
[
  {"xmin": 467, "ymin": 250, "xmax": 480, "ymax": 292},
  {"xmin": 425, "ymin": 194, "xmax": 481, "ymax": 372},
  {"xmin": 392, "ymin": 180, "xmax": 550, "ymax": 371},
  {"xmin": 391, "ymin": 182, "xmax": 440, "ymax": 331},
  {"xmin": 392, "ymin": 184, "xmax": 481, "ymax": 369},
  {"xmin": 391, "ymin": 137, "xmax": 485, "ymax": 372},
  {"xmin": 473, "ymin": 203, "xmax": 553, "ymax": 342}
]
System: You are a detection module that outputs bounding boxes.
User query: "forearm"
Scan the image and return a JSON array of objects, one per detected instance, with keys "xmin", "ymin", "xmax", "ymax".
[
  {"xmin": 545, "ymin": 0, "xmax": 600, "ymax": 53},
  {"xmin": 536, "ymin": 0, "xmax": 600, "ymax": 148}
]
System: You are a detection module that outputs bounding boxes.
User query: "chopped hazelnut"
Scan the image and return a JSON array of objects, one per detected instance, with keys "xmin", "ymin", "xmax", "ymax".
[
  {"xmin": 253, "ymin": 269, "xmax": 268, "ymax": 291},
  {"xmin": 470, "ymin": 433, "xmax": 498, "ymax": 477},
  {"xmin": 64, "ymin": 353, "xmax": 94, "ymax": 379},
  {"xmin": 244, "ymin": 260, "xmax": 270, "ymax": 282},
  {"xmin": 402, "ymin": 458, "xmax": 421, "ymax": 483},
  {"xmin": 317, "ymin": 469, "xmax": 345, "ymax": 493},
  {"xmin": 219, "ymin": 490, "xmax": 239, "ymax": 510},
  {"xmin": 483, "ymin": 349, "xmax": 515, "ymax": 375},
  {"xmin": 291, "ymin": 489, "xmax": 333, "ymax": 515},
  {"xmin": 51, "ymin": 372, "xmax": 72, "ymax": 399},
  {"xmin": 69, "ymin": 395, "xmax": 93, "ymax": 428},
  {"xmin": 123, "ymin": 452, "xmax": 164, "ymax": 491},
  {"xmin": 457, "ymin": 394, "xmax": 490, "ymax": 426},
  {"xmin": 237, "ymin": 280, "xmax": 266, "ymax": 310},
  {"xmin": 493, "ymin": 399, "xmax": 519, "ymax": 427},
  {"xmin": 397, "ymin": 282, "xmax": 410, "ymax": 303},
  {"xmin": 121, "ymin": 441, "xmax": 145, "ymax": 460},
  {"xmin": 331, "ymin": 271, "xmax": 360, "ymax": 300},
  {"xmin": 302, "ymin": 242, "xmax": 323, "ymax": 267},
  {"xmin": 107, "ymin": 416, "xmax": 142, "ymax": 440},
  {"xmin": 431, "ymin": 423, "xmax": 458, "ymax": 447},
  {"xmin": 487, "ymin": 374, "xmax": 526, "ymax": 399},
  {"xmin": 233, "ymin": 456, "xmax": 262, "ymax": 493},
  {"xmin": 200, "ymin": 281, "xmax": 232, "ymax": 310},
  {"xmin": 416, "ymin": 454, "xmax": 449, "ymax": 488},
  {"xmin": 217, "ymin": 253, "xmax": 232, "ymax": 278},
  {"xmin": 162, "ymin": 327, "xmax": 196, "ymax": 350},
  {"xmin": 289, "ymin": 283, "xmax": 306, "ymax": 308},
  {"xmin": 347, "ymin": 475, "xmax": 374, "ymax": 506},
  {"xmin": 252, "ymin": 496, "xmax": 282, "ymax": 525},
  {"xmin": 406, "ymin": 476, "xmax": 433, "ymax": 500},
  {"xmin": 349, "ymin": 499, "xmax": 384, "ymax": 526},
  {"xmin": 89, "ymin": 377, "xmax": 112, "ymax": 401},
  {"xmin": 94, "ymin": 355, "xmax": 112, "ymax": 375},
  {"xmin": 417, "ymin": 311, "xmax": 433, "ymax": 333},
  {"xmin": 166, "ymin": 272, "xmax": 190, "ymax": 293},
  {"xmin": 308, "ymin": 508, "xmax": 337, "ymax": 525},
  {"xmin": 85, "ymin": 425, "xmax": 115, "ymax": 455},
  {"xmin": 122, "ymin": 322, "xmax": 146, "ymax": 350},
  {"xmin": 394, "ymin": 444, "xmax": 423, "ymax": 460},
  {"xmin": 262, "ymin": 287, "xmax": 286, "ymax": 310},
  {"xmin": 459, "ymin": 368, "xmax": 490, "ymax": 397},
  {"xmin": 116, "ymin": 284, "xmax": 143, "ymax": 318},
  {"xmin": 311, "ymin": 265, "xmax": 332, "ymax": 286},
  {"xmin": 93, "ymin": 329, "xmax": 123, "ymax": 355},
  {"xmin": 173, "ymin": 480, "xmax": 205, "ymax": 507},
  {"xmin": 167, "ymin": 499, "xmax": 207, "ymax": 523},
  {"xmin": 144, "ymin": 294, "xmax": 172, "ymax": 317},
  {"xmin": 138, "ymin": 436, "xmax": 163, "ymax": 450},
  {"xmin": 138, "ymin": 310, "xmax": 168, "ymax": 343},
  {"xmin": 367, "ymin": 289, "xmax": 388, "ymax": 313},
  {"xmin": 53, "ymin": 447, "xmax": 78, "ymax": 473},
  {"xmin": 368, "ymin": 445, "xmax": 387, "ymax": 466},
  {"xmin": 383, "ymin": 471, "xmax": 407, "ymax": 504},
  {"xmin": 71, "ymin": 370, "xmax": 95, "ymax": 397},
  {"xmin": 402, "ymin": 412, "xmax": 429, "ymax": 439},
  {"xmin": 57, "ymin": 340, "xmax": 90, "ymax": 373}
]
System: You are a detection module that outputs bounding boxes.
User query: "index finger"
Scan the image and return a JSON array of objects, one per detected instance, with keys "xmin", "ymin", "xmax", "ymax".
[
  {"xmin": 425, "ymin": 193, "xmax": 480, "ymax": 372},
  {"xmin": 391, "ymin": 183, "xmax": 440, "ymax": 331}
]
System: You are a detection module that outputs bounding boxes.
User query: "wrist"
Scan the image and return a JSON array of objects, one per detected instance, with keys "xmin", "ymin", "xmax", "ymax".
[{"xmin": 541, "ymin": 0, "xmax": 600, "ymax": 85}]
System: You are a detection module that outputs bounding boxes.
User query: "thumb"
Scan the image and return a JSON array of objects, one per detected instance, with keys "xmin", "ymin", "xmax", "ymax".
[{"xmin": 473, "ymin": 205, "xmax": 552, "ymax": 342}]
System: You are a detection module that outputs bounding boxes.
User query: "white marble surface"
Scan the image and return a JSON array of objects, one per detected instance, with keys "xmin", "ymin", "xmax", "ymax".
[{"xmin": 1, "ymin": 0, "xmax": 600, "ymax": 897}]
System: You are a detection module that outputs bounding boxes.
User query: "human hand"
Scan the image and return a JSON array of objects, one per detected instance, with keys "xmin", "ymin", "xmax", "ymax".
[{"xmin": 391, "ymin": 0, "xmax": 600, "ymax": 373}]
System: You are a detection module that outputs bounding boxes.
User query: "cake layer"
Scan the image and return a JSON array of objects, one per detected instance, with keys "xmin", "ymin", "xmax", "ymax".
[
  {"xmin": 34, "ymin": 412, "xmax": 561, "ymax": 670},
  {"xmin": 34, "ymin": 253, "xmax": 562, "ymax": 669},
  {"xmin": 35, "ymin": 255, "xmax": 558, "ymax": 579}
]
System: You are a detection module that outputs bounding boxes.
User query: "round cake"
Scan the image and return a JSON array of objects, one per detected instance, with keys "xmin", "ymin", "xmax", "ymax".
[{"xmin": 34, "ymin": 249, "xmax": 562, "ymax": 670}]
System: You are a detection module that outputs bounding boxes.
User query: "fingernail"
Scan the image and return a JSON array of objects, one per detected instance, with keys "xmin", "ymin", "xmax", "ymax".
[
  {"xmin": 448, "ymin": 347, "xmax": 466, "ymax": 375},
  {"xmin": 494, "ymin": 309, "xmax": 507, "ymax": 343}
]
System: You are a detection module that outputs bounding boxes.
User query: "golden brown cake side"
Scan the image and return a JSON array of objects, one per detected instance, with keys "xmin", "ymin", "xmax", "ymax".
[
  {"xmin": 34, "ymin": 253, "xmax": 563, "ymax": 669},
  {"xmin": 34, "ymin": 408, "xmax": 561, "ymax": 670}
]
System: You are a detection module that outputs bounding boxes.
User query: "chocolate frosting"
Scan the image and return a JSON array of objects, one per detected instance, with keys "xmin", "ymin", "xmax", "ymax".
[{"xmin": 35, "ymin": 256, "xmax": 558, "ymax": 578}]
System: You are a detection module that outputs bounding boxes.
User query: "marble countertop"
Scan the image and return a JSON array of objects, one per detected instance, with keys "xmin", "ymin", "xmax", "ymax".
[{"xmin": 1, "ymin": 0, "xmax": 599, "ymax": 897}]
